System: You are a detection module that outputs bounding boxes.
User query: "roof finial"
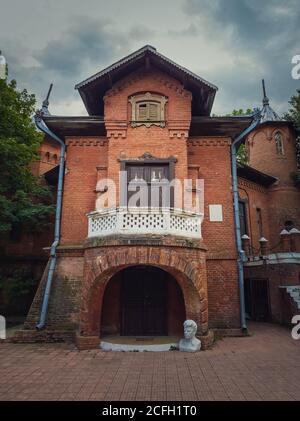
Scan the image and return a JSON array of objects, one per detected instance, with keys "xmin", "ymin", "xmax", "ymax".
[
  {"xmin": 41, "ymin": 83, "xmax": 53, "ymax": 115},
  {"xmin": 262, "ymin": 79, "xmax": 269, "ymax": 106},
  {"xmin": 259, "ymin": 79, "xmax": 281, "ymax": 123}
]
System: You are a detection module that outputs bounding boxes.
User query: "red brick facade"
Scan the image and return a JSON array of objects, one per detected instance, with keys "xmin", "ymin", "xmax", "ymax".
[{"xmin": 19, "ymin": 46, "xmax": 300, "ymax": 348}]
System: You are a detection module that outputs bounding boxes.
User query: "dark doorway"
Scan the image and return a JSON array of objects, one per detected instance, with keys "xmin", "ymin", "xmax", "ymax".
[
  {"xmin": 244, "ymin": 278, "xmax": 270, "ymax": 321},
  {"xmin": 121, "ymin": 266, "xmax": 167, "ymax": 335}
]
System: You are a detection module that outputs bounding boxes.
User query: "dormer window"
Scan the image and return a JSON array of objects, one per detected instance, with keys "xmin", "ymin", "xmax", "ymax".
[
  {"xmin": 275, "ymin": 131, "xmax": 284, "ymax": 155},
  {"xmin": 129, "ymin": 92, "xmax": 168, "ymax": 128}
]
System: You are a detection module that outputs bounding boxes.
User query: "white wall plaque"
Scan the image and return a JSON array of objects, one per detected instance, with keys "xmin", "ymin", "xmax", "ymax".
[{"xmin": 209, "ymin": 204, "xmax": 223, "ymax": 222}]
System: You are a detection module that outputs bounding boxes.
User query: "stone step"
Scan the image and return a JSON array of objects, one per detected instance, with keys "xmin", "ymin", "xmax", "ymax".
[
  {"xmin": 285, "ymin": 286, "xmax": 300, "ymax": 310},
  {"xmin": 286, "ymin": 286, "xmax": 300, "ymax": 293}
]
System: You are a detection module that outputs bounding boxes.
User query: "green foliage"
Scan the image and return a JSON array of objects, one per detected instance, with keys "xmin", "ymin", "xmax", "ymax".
[
  {"xmin": 230, "ymin": 108, "xmax": 253, "ymax": 116},
  {"xmin": 284, "ymin": 89, "xmax": 300, "ymax": 175},
  {"xmin": 0, "ymin": 78, "xmax": 54, "ymax": 233},
  {"xmin": 284, "ymin": 89, "xmax": 300, "ymax": 127},
  {"xmin": 236, "ymin": 144, "xmax": 248, "ymax": 165},
  {"xmin": 228, "ymin": 108, "xmax": 254, "ymax": 165},
  {"xmin": 0, "ymin": 268, "xmax": 39, "ymax": 316}
]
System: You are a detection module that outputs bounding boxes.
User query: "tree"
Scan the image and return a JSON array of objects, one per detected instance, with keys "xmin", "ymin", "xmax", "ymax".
[
  {"xmin": 0, "ymin": 78, "xmax": 54, "ymax": 234},
  {"xmin": 284, "ymin": 89, "xmax": 300, "ymax": 183},
  {"xmin": 229, "ymin": 108, "xmax": 254, "ymax": 165},
  {"xmin": 284, "ymin": 89, "xmax": 300, "ymax": 127}
]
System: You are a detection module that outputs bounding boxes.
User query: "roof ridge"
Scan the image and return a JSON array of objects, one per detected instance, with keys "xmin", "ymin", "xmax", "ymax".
[{"xmin": 75, "ymin": 45, "xmax": 217, "ymax": 91}]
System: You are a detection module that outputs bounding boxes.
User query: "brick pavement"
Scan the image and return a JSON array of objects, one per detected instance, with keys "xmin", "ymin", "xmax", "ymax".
[{"xmin": 0, "ymin": 322, "xmax": 299, "ymax": 401}]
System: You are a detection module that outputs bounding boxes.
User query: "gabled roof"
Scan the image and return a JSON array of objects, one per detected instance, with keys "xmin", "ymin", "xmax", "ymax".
[{"xmin": 75, "ymin": 45, "xmax": 218, "ymax": 116}]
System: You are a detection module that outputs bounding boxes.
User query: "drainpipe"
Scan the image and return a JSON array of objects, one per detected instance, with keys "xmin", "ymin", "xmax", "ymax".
[
  {"xmin": 231, "ymin": 109, "xmax": 261, "ymax": 331},
  {"xmin": 35, "ymin": 85, "xmax": 66, "ymax": 329}
]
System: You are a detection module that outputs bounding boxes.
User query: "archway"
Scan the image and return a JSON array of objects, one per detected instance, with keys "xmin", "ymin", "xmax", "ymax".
[
  {"xmin": 101, "ymin": 265, "xmax": 186, "ymax": 337},
  {"xmin": 77, "ymin": 244, "xmax": 208, "ymax": 350}
]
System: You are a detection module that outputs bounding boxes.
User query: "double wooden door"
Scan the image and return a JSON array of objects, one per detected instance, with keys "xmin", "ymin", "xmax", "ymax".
[
  {"xmin": 121, "ymin": 267, "xmax": 167, "ymax": 336},
  {"xmin": 126, "ymin": 163, "xmax": 170, "ymax": 208}
]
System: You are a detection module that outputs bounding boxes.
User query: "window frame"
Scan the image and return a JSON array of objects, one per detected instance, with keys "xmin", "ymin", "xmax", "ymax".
[
  {"xmin": 238, "ymin": 199, "xmax": 249, "ymax": 237},
  {"xmin": 129, "ymin": 92, "xmax": 168, "ymax": 128},
  {"xmin": 119, "ymin": 153, "xmax": 177, "ymax": 208}
]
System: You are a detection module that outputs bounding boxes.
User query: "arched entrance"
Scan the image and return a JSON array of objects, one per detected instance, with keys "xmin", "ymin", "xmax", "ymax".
[
  {"xmin": 101, "ymin": 265, "xmax": 186, "ymax": 337},
  {"xmin": 76, "ymin": 244, "xmax": 208, "ymax": 349}
]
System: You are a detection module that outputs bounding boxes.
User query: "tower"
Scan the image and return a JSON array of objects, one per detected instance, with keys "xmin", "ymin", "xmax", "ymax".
[{"xmin": 246, "ymin": 80, "xmax": 300, "ymax": 247}]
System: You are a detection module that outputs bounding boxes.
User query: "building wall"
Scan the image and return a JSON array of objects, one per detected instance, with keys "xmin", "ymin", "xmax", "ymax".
[
  {"xmin": 188, "ymin": 138, "xmax": 240, "ymax": 328},
  {"xmin": 30, "ymin": 136, "xmax": 60, "ymax": 176},
  {"xmin": 238, "ymin": 177, "xmax": 271, "ymax": 253},
  {"xmin": 60, "ymin": 138, "xmax": 108, "ymax": 245},
  {"xmin": 244, "ymin": 263, "xmax": 300, "ymax": 323},
  {"xmin": 104, "ymin": 68, "xmax": 191, "ymax": 205}
]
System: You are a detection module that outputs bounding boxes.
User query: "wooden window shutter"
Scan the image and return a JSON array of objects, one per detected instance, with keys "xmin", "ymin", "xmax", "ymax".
[
  {"xmin": 138, "ymin": 103, "xmax": 147, "ymax": 120},
  {"xmin": 149, "ymin": 103, "xmax": 159, "ymax": 121}
]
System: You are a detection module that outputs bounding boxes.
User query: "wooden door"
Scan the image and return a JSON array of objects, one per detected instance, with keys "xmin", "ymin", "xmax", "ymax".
[
  {"xmin": 126, "ymin": 164, "xmax": 170, "ymax": 208},
  {"xmin": 121, "ymin": 267, "xmax": 167, "ymax": 336}
]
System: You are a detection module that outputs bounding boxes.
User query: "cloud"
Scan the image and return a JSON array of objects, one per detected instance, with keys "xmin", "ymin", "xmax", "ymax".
[
  {"xmin": 128, "ymin": 25, "xmax": 157, "ymax": 42},
  {"xmin": 181, "ymin": 0, "xmax": 300, "ymax": 115},
  {"xmin": 2, "ymin": 16, "xmax": 139, "ymax": 114},
  {"xmin": 1, "ymin": 0, "xmax": 299, "ymax": 116}
]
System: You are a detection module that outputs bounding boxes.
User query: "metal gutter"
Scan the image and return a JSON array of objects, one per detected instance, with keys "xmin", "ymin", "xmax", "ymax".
[
  {"xmin": 231, "ymin": 109, "xmax": 261, "ymax": 331},
  {"xmin": 34, "ymin": 85, "xmax": 66, "ymax": 330}
]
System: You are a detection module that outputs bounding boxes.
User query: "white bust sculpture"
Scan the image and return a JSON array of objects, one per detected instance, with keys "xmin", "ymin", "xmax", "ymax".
[{"xmin": 179, "ymin": 320, "xmax": 201, "ymax": 352}]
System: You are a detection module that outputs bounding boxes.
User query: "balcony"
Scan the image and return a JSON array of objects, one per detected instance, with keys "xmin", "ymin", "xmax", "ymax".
[{"xmin": 87, "ymin": 207, "xmax": 202, "ymax": 239}]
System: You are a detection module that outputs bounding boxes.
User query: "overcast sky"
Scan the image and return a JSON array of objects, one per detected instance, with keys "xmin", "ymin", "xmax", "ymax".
[{"xmin": 0, "ymin": 0, "xmax": 299, "ymax": 116}]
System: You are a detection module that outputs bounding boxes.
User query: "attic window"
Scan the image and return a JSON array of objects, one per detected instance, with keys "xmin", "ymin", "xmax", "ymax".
[{"xmin": 129, "ymin": 92, "xmax": 168, "ymax": 127}]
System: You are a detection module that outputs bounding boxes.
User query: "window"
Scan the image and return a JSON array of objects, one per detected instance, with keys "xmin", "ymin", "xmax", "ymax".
[
  {"xmin": 256, "ymin": 208, "xmax": 263, "ymax": 238},
  {"xmin": 239, "ymin": 201, "xmax": 248, "ymax": 236},
  {"xmin": 119, "ymin": 154, "xmax": 177, "ymax": 208},
  {"xmin": 137, "ymin": 101, "xmax": 160, "ymax": 121},
  {"xmin": 129, "ymin": 92, "xmax": 168, "ymax": 127},
  {"xmin": 274, "ymin": 131, "xmax": 284, "ymax": 155}
]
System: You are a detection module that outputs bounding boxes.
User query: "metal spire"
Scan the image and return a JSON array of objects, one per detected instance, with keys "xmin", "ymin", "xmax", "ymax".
[
  {"xmin": 41, "ymin": 83, "xmax": 53, "ymax": 116},
  {"xmin": 260, "ymin": 79, "xmax": 280, "ymax": 123},
  {"xmin": 262, "ymin": 79, "xmax": 269, "ymax": 106}
]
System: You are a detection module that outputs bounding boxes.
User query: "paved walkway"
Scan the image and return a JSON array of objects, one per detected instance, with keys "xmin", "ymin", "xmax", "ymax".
[{"xmin": 0, "ymin": 322, "xmax": 300, "ymax": 401}]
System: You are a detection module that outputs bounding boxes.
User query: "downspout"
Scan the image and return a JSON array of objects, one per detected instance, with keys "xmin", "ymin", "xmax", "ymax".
[
  {"xmin": 35, "ymin": 85, "xmax": 66, "ymax": 329},
  {"xmin": 231, "ymin": 109, "xmax": 261, "ymax": 331}
]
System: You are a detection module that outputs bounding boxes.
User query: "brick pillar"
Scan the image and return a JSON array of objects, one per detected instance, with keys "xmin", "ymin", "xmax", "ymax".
[
  {"xmin": 259, "ymin": 237, "xmax": 268, "ymax": 256},
  {"xmin": 290, "ymin": 228, "xmax": 300, "ymax": 252},
  {"xmin": 241, "ymin": 234, "xmax": 251, "ymax": 256},
  {"xmin": 280, "ymin": 229, "xmax": 290, "ymax": 252}
]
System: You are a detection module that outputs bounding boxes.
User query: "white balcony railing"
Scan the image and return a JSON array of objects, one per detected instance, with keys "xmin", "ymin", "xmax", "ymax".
[{"xmin": 87, "ymin": 207, "xmax": 202, "ymax": 239}]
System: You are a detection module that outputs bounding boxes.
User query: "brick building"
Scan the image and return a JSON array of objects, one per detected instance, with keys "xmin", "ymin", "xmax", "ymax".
[{"xmin": 16, "ymin": 46, "xmax": 299, "ymax": 349}]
